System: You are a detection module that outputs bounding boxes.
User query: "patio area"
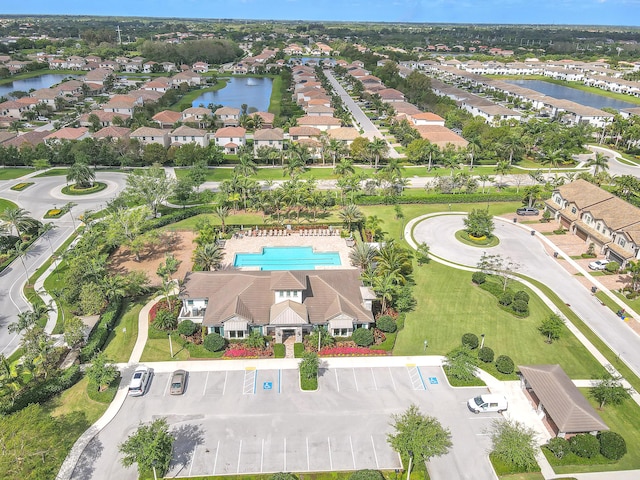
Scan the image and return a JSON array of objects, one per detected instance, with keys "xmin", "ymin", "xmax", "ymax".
[{"xmin": 221, "ymin": 231, "xmax": 355, "ymax": 270}]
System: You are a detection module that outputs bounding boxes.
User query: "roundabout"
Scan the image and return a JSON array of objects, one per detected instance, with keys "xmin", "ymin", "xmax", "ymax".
[{"xmin": 60, "ymin": 181, "xmax": 108, "ymax": 196}]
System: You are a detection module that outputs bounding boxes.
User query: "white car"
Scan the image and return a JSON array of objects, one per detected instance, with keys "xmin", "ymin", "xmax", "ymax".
[
  {"xmin": 588, "ymin": 260, "xmax": 608, "ymax": 271},
  {"xmin": 468, "ymin": 394, "xmax": 508, "ymax": 414},
  {"xmin": 128, "ymin": 366, "xmax": 152, "ymax": 396}
]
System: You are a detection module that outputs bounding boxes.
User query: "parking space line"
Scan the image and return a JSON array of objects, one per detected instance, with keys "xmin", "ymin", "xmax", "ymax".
[
  {"xmin": 203, "ymin": 372, "xmax": 209, "ymax": 396},
  {"xmin": 188, "ymin": 445, "xmax": 197, "ymax": 477},
  {"xmin": 278, "ymin": 369, "xmax": 281, "ymax": 394},
  {"xmin": 283, "ymin": 437, "xmax": 287, "ymax": 471},
  {"xmin": 243, "ymin": 368, "xmax": 256, "ymax": 395},
  {"xmin": 416, "ymin": 366, "xmax": 427, "ymax": 390},
  {"xmin": 349, "ymin": 436, "xmax": 356, "ymax": 469},
  {"xmin": 222, "ymin": 371, "xmax": 228, "ymax": 396},
  {"xmin": 352, "ymin": 369, "xmax": 359, "ymax": 392},
  {"xmin": 306, "ymin": 437, "xmax": 310, "ymax": 471},
  {"xmin": 388, "ymin": 367, "xmax": 397, "ymax": 390},
  {"xmin": 370, "ymin": 368, "xmax": 378, "ymax": 390},
  {"xmin": 236, "ymin": 439, "xmax": 243, "ymax": 474},
  {"xmin": 328, "ymin": 437, "xmax": 333, "ymax": 470},
  {"xmin": 334, "ymin": 369, "xmax": 340, "ymax": 392},
  {"xmin": 260, "ymin": 438, "xmax": 264, "ymax": 472},
  {"xmin": 212, "ymin": 440, "xmax": 219, "ymax": 475},
  {"xmin": 163, "ymin": 375, "xmax": 171, "ymax": 396},
  {"xmin": 371, "ymin": 436, "xmax": 380, "ymax": 469}
]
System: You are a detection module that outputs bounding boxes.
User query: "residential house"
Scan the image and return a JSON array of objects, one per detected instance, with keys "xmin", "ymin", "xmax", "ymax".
[
  {"xmin": 0, "ymin": 100, "xmax": 32, "ymax": 119},
  {"xmin": 30, "ymin": 88, "xmax": 60, "ymax": 109},
  {"xmin": 3, "ymin": 130, "xmax": 48, "ymax": 149},
  {"xmin": 84, "ymin": 68, "xmax": 113, "ymax": 85},
  {"xmin": 170, "ymin": 70, "xmax": 203, "ymax": 87},
  {"xmin": 296, "ymin": 116, "xmax": 342, "ymax": 131},
  {"xmin": 178, "ymin": 270, "xmax": 374, "ymax": 342},
  {"xmin": 305, "ymin": 105, "xmax": 335, "ymax": 117},
  {"xmin": 409, "ymin": 112, "xmax": 446, "ymax": 126},
  {"xmin": 92, "ymin": 126, "xmax": 131, "ymax": 141},
  {"xmin": 544, "ymin": 179, "xmax": 640, "ymax": 266},
  {"xmin": 250, "ymin": 111, "xmax": 275, "ymax": 129},
  {"xmin": 130, "ymin": 127, "xmax": 170, "ymax": 148},
  {"xmin": 79, "ymin": 110, "xmax": 130, "ymax": 128},
  {"xmin": 153, "ymin": 110, "xmax": 183, "ymax": 129},
  {"xmin": 415, "ymin": 125, "xmax": 468, "ymax": 149},
  {"xmin": 170, "ymin": 125, "xmax": 209, "ymax": 147},
  {"xmin": 103, "ymin": 95, "xmax": 140, "ymax": 116},
  {"xmin": 253, "ymin": 128, "xmax": 284, "ymax": 154},
  {"xmin": 214, "ymin": 106, "xmax": 240, "ymax": 127},
  {"xmin": 44, "ymin": 127, "xmax": 90, "ymax": 144},
  {"xmin": 213, "ymin": 126, "xmax": 246, "ymax": 154},
  {"xmin": 326, "ymin": 127, "xmax": 360, "ymax": 146},
  {"xmin": 182, "ymin": 107, "xmax": 213, "ymax": 128},
  {"xmin": 192, "ymin": 62, "xmax": 209, "ymax": 73},
  {"xmin": 288, "ymin": 126, "xmax": 321, "ymax": 141}
]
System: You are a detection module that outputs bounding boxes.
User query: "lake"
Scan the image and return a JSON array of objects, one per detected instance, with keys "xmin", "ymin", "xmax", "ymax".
[
  {"xmin": 191, "ymin": 76, "xmax": 273, "ymax": 112},
  {"xmin": 505, "ymin": 79, "xmax": 636, "ymax": 111},
  {"xmin": 0, "ymin": 73, "xmax": 78, "ymax": 98}
]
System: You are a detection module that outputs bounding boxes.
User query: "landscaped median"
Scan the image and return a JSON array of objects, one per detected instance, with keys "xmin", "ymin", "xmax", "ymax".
[
  {"xmin": 61, "ymin": 182, "xmax": 107, "ymax": 195},
  {"xmin": 10, "ymin": 182, "xmax": 34, "ymax": 191}
]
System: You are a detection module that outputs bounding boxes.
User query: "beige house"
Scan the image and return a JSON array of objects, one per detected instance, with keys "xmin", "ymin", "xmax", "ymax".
[
  {"xmin": 178, "ymin": 270, "xmax": 374, "ymax": 342},
  {"xmin": 130, "ymin": 127, "xmax": 170, "ymax": 148},
  {"xmin": 253, "ymin": 128, "xmax": 284, "ymax": 154},
  {"xmin": 545, "ymin": 179, "xmax": 640, "ymax": 267},
  {"xmin": 296, "ymin": 116, "xmax": 342, "ymax": 131},
  {"xmin": 214, "ymin": 106, "xmax": 240, "ymax": 127},
  {"xmin": 213, "ymin": 126, "xmax": 246, "ymax": 154},
  {"xmin": 170, "ymin": 125, "xmax": 209, "ymax": 147}
]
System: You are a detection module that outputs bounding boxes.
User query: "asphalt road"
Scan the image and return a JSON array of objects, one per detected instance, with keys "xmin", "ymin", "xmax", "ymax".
[
  {"xmin": 0, "ymin": 171, "xmax": 127, "ymax": 355},
  {"xmin": 323, "ymin": 70, "xmax": 401, "ymax": 159},
  {"xmin": 413, "ymin": 214, "xmax": 640, "ymax": 378},
  {"xmin": 71, "ymin": 365, "xmax": 499, "ymax": 480}
]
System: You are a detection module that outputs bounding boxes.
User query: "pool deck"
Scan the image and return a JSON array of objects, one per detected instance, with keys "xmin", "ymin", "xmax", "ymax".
[{"xmin": 222, "ymin": 232, "xmax": 355, "ymax": 270}]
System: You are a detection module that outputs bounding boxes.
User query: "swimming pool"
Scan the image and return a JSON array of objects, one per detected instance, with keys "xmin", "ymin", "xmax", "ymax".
[{"xmin": 233, "ymin": 246, "xmax": 341, "ymax": 270}]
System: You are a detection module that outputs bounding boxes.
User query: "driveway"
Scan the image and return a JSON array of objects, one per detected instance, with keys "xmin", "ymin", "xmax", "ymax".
[
  {"xmin": 413, "ymin": 214, "xmax": 640, "ymax": 378},
  {"xmin": 0, "ymin": 171, "xmax": 128, "ymax": 355},
  {"xmin": 71, "ymin": 364, "xmax": 498, "ymax": 480}
]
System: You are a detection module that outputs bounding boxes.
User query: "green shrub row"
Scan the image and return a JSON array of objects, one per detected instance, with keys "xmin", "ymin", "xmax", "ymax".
[
  {"xmin": 273, "ymin": 343, "xmax": 286, "ymax": 358},
  {"xmin": 142, "ymin": 205, "xmax": 216, "ymax": 232},
  {"xmin": 355, "ymin": 192, "xmax": 522, "ymax": 205},
  {"xmin": 293, "ymin": 342, "xmax": 304, "ymax": 358},
  {"xmin": 79, "ymin": 298, "xmax": 124, "ymax": 362},
  {"xmin": 547, "ymin": 432, "xmax": 626, "ymax": 462},
  {"xmin": 0, "ymin": 365, "xmax": 81, "ymax": 415}
]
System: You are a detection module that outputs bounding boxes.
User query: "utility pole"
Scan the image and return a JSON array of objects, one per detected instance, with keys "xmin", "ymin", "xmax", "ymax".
[{"xmin": 116, "ymin": 25, "xmax": 122, "ymax": 45}]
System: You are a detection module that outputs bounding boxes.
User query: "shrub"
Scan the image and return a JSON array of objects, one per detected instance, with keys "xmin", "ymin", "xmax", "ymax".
[
  {"xmin": 478, "ymin": 347, "xmax": 495, "ymax": 363},
  {"xmin": 352, "ymin": 328, "xmax": 374, "ymax": 347},
  {"xmin": 472, "ymin": 271, "xmax": 486, "ymax": 284},
  {"xmin": 153, "ymin": 309, "xmax": 177, "ymax": 331},
  {"xmin": 605, "ymin": 261, "xmax": 620, "ymax": 273},
  {"xmin": 349, "ymin": 470, "xmax": 385, "ymax": 480},
  {"xmin": 203, "ymin": 332, "xmax": 225, "ymax": 352},
  {"xmin": 461, "ymin": 333, "xmax": 479, "ymax": 349},
  {"xmin": 570, "ymin": 433, "xmax": 600, "ymax": 458},
  {"xmin": 177, "ymin": 320, "xmax": 198, "ymax": 336},
  {"xmin": 547, "ymin": 437, "xmax": 570, "ymax": 459},
  {"xmin": 514, "ymin": 291, "xmax": 529, "ymax": 304},
  {"xmin": 495, "ymin": 355, "xmax": 515, "ymax": 374},
  {"xmin": 293, "ymin": 342, "xmax": 304, "ymax": 357},
  {"xmin": 511, "ymin": 299, "xmax": 529, "ymax": 314},
  {"xmin": 499, "ymin": 291, "xmax": 513, "ymax": 306},
  {"xmin": 245, "ymin": 330, "xmax": 265, "ymax": 349},
  {"xmin": 598, "ymin": 431, "xmax": 627, "ymax": 460},
  {"xmin": 80, "ymin": 298, "xmax": 123, "ymax": 362},
  {"xmin": 376, "ymin": 315, "xmax": 397, "ymax": 333},
  {"xmin": 273, "ymin": 343, "xmax": 286, "ymax": 358},
  {"xmin": 269, "ymin": 474, "xmax": 298, "ymax": 480}
]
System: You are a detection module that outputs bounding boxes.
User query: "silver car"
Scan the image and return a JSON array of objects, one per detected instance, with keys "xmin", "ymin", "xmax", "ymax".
[
  {"xmin": 170, "ymin": 370, "xmax": 187, "ymax": 395},
  {"xmin": 128, "ymin": 366, "xmax": 151, "ymax": 396}
]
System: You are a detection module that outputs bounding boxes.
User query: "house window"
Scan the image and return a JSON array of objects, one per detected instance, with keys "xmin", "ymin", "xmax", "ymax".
[
  {"xmin": 142, "ymin": 137, "xmax": 146, "ymax": 141},
  {"xmin": 286, "ymin": 290, "xmax": 291, "ymax": 297},
  {"xmin": 279, "ymin": 291, "xmax": 284, "ymax": 297},
  {"xmin": 293, "ymin": 291, "xmax": 299, "ymax": 297},
  {"xmin": 620, "ymin": 239, "xmax": 626, "ymax": 248},
  {"xmin": 187, "ymin": 300, "xmax": 194, "ymax": 306},
  {"xmin": 571, "ymin": 207, "xmax": 577, "ymax": 214}
]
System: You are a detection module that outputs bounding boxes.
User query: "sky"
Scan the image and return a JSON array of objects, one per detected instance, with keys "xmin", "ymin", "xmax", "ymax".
[{"xmin": 3, "ymin": 0, "xmax": 640, "ymax": 27}]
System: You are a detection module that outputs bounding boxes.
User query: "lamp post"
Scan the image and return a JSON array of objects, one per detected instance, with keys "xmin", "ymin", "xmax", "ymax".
[
  {"xmin": 406, "ymin": 450, "xmax": 413, "ymax": 480},
  {"xmin": 480, "ymin": 334, "xmax": 485, "ymax": 349},
  {"xmin": 168, "ymin": 332, "xmax": 174, "ymax": 358},
  {"xmin": 423, "ymin": 339, "xmax": 428, "ymax": 352}
]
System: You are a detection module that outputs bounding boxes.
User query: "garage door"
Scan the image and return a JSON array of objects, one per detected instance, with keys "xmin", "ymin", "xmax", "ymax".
[
  {"xmin": 560, "ymin": 217, "xmax": 571, "ymax": 229},
  {"xmin": 576, "ymin": 228, "xmax": 588, "ymax": 241}
]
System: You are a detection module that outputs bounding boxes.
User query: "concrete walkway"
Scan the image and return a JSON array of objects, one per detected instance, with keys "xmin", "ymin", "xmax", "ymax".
[{"xmin": 406, "ymin": 212, "xmax": 640, "ymax": 480}]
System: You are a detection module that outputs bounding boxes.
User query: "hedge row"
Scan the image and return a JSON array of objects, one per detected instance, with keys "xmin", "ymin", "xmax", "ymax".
[
  {"xmin": 142, "ymin": 205, "xmax": 216, "ymax": 232},
  {"xmin": 79, "ymin": 298, "xmax": 123, "ymax": 363},
  {"xmin": 0, "ymin": 365, "xmax": 81, "ymax": 415},
  {"xmin": 354, "ymin": 192, "xmax": 523, "ymax": 205}
]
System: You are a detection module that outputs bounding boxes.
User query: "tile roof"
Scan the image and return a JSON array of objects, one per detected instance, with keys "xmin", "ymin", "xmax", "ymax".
[
  {"xmin": 415, "ymin": 125, "xmax": 468, "ymax": 148},
  {"xmin": 215, "ymin": 106, "xmax": 240, "ymax": 115},
  {"xmin": 130, "ymin": 127, "xmax": 168, "ymax": 137},
  {"xmin": 253, "ymin": 128, "xmax": 284, "ymax": 141},
  {"xmin": 214, "ymin": 126, "xmax": 246, "ymax": 138},
  {"xmin": 327, "ymin": 127, "xmax": 359, "ymax": 141},
  {"xmin": 555, "ymin": 179, "xmax": 614, "ymax": 210},
  {"xmin": 44, "ymin": 127, "xmax": 89, "ymax": 141},
  {"xmin": 171, "ymin": 125, "xmax": 207, "ymax": 137},
  {"xmin": 153, "ymin": 110, "xmax": 182, "ymax": 124},
  {"xmin": 92, "ymin": 126, "xmax": 131, "ymax": 139},
  {"xmin": 289, "ymin": 126, "xmax": 321, "ymax": 137},
  {"xmin": 297, "ymin": 116, "xmax": 342, "ymax": 126}
]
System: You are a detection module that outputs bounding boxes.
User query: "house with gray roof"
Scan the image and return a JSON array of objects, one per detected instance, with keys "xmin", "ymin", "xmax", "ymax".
[{"xmin": 178, "ymin": 270, "xmax": 375, "ymax": 343}]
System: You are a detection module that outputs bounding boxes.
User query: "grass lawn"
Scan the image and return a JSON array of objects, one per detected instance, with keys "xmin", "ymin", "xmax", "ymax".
[
  {"xmin": 393, "ymin": 261, "xmax": 605, "ymax": 379},
  {"xmin": 547, "ymin": 388, "xmax": 640, "ymax": 474},
  {"xmin": 43, "ymin": 376, "xmax": 109, "ymax": 425},
  {"xmin": 34, "ymin": 168, "xmax": 69, "ymax": 177},
  {"xmin": 498, "ymin": 474, "xmax": 545, "ymax": 480},
  {"xmin": 0, "ymin": 167, "xmax": 34, "ymax": 180},
  {"xmin": 140, "ymin": 337, "xmax": 224, "ymax": 361},
  {"xmin": 175, "ymin": 165, "xmax": 371, "ymax": 182},
  {"xmin": 102, "ymin": 297, "xmax": 148, "ymax": 362},
  {"xmin": 0, "ymin": 197, "xmax": 18, "ymax": 211},
  {"xmin": 42, "ymin": 260, "xmax": 74, "ymax": 334}
]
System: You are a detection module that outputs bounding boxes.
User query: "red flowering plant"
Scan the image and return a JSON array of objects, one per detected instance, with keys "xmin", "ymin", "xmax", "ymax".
[
  {"xmin": 223, "ymin": 344, "xmax": 272, "ymax": 358},
  {"xmin": 318, "ymin": 346, "xmax": 387, "ymax": 357}
]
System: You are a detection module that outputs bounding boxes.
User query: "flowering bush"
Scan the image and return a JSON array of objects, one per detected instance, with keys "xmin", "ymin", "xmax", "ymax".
[
  {"xmin": 223, "ymin": 344, "xmax": 272, "ymax": 358},
  {"xmin": 319, "ymin": 346, "xmax": 387, "ymax": 357},
  {"xmin": 45, "ymin": 209, "xmax": 62, "ymax": 217}
]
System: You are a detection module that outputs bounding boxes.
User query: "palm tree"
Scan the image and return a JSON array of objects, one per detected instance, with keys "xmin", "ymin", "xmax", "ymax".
[
  {"xmin": 10, "ymin": 241, "xmax": 31, "ymax": 281},
  {"xmin": 234, "ymin": 154, "xmax": 258, "ymax": 177},
  {"xmin": 441, "ymin": 146, "xmax": 461, "ymax": 177},
  {"xmin": 0, "ymin": 207, "xmax": 38, "ymax": 237},
  {"xmin": 339, "ymin": 204, "xmax": 364, "ymax": 233},
  {"xmin": 466, "ymin": 138, "xmax": 482, "ymax": 170},
  {"xmin": 349, "ymin": 241, "xmax": 378, "ymax": 270},
  {"xmin": 215, "ymin": 205, "xmax": 230, "ymax": 234},
  {"xmin": 367, "ymin": 137, "xmax": 389, "ymax": 169},
  {"xmin": 499, "ymin": 134, "xmax": 524, "ymax": 165},
  {"xmin": 327, "ymin": 138, "xmax": 348, "ymax": 167},
  {"xmin": 333, "ymin": 158, "xmax": 355, "ymax": 178},
  {"xmin": 100, "ymin": 274, "xmax": 128, "ymax": 302},
  {"xmin": 66, "ymin": 161, "xmax": 95, "ymax": 188},
  {"xmin": 284, "ymin": 146, "xmax": 309, "ymax": 179},
  {"xmin": 373, "ymin": 273, "xmax": 395, "ymax": 313},
  {"xmin": 586, "ymin": 152, "xmax": 609, "ymax": 175},
  {"xmin": 374, "ymin": 241, "xmax": 413, "ymax": 285},
  {"xmin": 478, "ymin": 174, "xmax": 492, "ymax": 194},
  {"xmin": 193, "ymin": 243, "xmax": 224, "ymax": 271},
  {"xmin": 493, "ymin": 160, "xmax": 513, "ymax": 187}
]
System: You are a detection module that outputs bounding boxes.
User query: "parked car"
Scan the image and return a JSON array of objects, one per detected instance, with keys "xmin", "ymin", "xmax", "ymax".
[
  {"xmin": 468, "ymin": 394, "xmax": 508, "ymax": 414},
  {"xmin": 589, "ymin": 259, "xmax": 608, "ymax": 271},
  {"xmin": 170, "ymin": 369, "xmax": 187, "ymax": 395},
  {"xmin": 516, "ymin": 207, "xmax": 539, "ymax": 216},
  {"xmin": 128, "ymin": 366, "xmax": 152, "ymax": 396}
]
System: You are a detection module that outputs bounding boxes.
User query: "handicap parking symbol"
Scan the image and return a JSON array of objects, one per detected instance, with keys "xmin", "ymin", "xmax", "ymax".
[
  {"xmin": 428, "ymin": 377, "xmax": 438, "ymax": 385},
  {"xmin": 263, "ymin": 382, "xmax": 273, "ymax": 390}
]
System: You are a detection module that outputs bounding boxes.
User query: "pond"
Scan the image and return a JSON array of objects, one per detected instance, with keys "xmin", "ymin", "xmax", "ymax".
[
  {"xmin": 0, "ymin": 73, "xmax": 79, "ymax": 98},
  {"xmin": 191, "ymin": 76, "xmax": 273, "ymax": 112},
  {"xmin": 505, "ymin": 79, "xmax": 637, "ymax": 111}
]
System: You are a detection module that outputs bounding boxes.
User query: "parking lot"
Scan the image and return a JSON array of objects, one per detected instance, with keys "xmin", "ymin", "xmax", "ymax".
[{"xmin": 71, "ymin": 364, "xmax": 500, "ymax": 480}]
